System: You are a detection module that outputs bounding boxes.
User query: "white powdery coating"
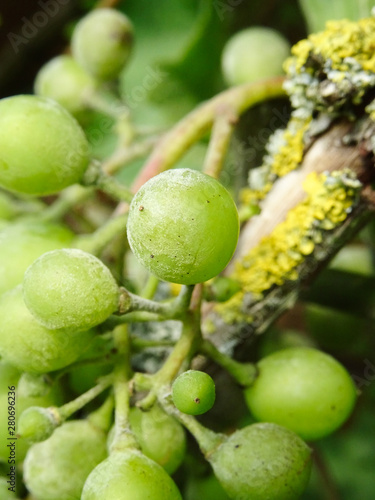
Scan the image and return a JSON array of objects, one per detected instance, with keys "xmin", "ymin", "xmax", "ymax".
[
  {"xmin": 210, "ymin": 423, "xmax": 312, "ymax": 500},
  {"xmin": 0, "ymin": 286, "xmax": 93, "ymax": 374},
  {"xmin": 23, "ymin": 248, "xmax": 119, "ymax": 331},
  {"xmin": 127, "ymin": 169, "xmax": 239, "ymax": 285},
  {"xmin": 24, "ymin": 420, "xmax": 107, "ymax": 500}
]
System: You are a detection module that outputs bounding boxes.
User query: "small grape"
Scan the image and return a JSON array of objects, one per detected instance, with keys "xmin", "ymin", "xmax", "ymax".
[
  {"xmin": 244, "ymin": 347, "xmax": 357, "ymax": 441},
  {"xmin": 81, "ymin": 449, "xmax": 182, "ymax": 500},
  {"xmin": 24, "ymin": 420, "xmax": 107, "ymax": 500},
  {"xmin": 108, "ymin": 404, "xmax": 186, "ymax": 474},
  {"xmin": 0, "ymin": 285, "xmax": 94, "ymax": 374},
  {"xmin": 127, "ymin": 169, "xmax": 239, "ymax": 285},
  {"xmin": 18, "ymin": 373, "xmax": 52, "ymax": 398},
  {"xmin": 23, "ymin": 248, "xmax": 119, "ymax": 331},
  {"xmin": 0, "ymin": 220, "xmax": 73, "ymax": 296},
  {"xmin": 209, "ymin": 423, "xmax": 312, "ymax": 500},
  {"xmin": 17, "ymin": 406, "xmax": 59, "ymax": 444},
  {"xmin": 72, "ymin": 8, "xmax": 133, "ymax": 81},
  {"xmin": 221, "ymin": 27, "xmax": 290, "ymax": 86},
  {"xmin": 172, "ymin": 370, "xmax": 216, "ymax": 415},
  {"xmin": 0, "ymin": 95, "xmax": 90, "ymax": 195},
  {"xmin": 34, "ymin": 55, "xmax": 97, "ymax": 115}
]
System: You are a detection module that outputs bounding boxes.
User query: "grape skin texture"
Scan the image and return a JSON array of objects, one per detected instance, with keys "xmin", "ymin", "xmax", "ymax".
[
  {"xmin": 72, "ymin": 8, "xmax": 133, "ymax": 81},
  {"xmin": 0, "ymin": 221, "xmax": 73, "ymax": 296},
  {"xmin": 81, "ymin": 449, "xmax": 182, "ymax": 500},
  {"xmin": 34, "ymin": 55, "xmax": 96, "ymax": 114},
  {"xmin": 172, "ymin": 370, "xmax": 216, "ymax": 415},
  {"xmin": 24, "ymin": 420, "xmax": 107, "ymax": 500},
  {"xmin": 0, "ymin": 286, "xmax": 93, "ymax": 374},
  {"xmin": 0, "ymin": 95, "xmax": 89, "ymax": 195},
  {"xmin": 210, "ymin": 423, "xmax": 312, "ymax": 500},
  {"xmin": 244, "ymin": 347, "xmax": 357, "ymax": 441},
  {"xmin": 127, "ymin": 169, "xmax": 239, "ymax": 285},
  {"xmin": 23, "ymin": 248, "xmax": 119, "ymax": 331},
  {"xmin": 221, "ymin": 27, "xmax": 290, "ymax": 86},
  {"xmin": 17, "ymin": 407, "xmax": 56, "ymax": 443}
]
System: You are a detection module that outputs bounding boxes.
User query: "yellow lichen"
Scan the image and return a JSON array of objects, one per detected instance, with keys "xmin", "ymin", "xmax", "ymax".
[
  {"xmin": 217, "ymin": 170, "xmax": 360, "ymax": 324},
  {"xmin": 285, "ymin": 17, "xmax": 375, "ymax": 74},
  {"xmin": 270, "ymin": 117, "xmax": 311, "ymax": 178}
]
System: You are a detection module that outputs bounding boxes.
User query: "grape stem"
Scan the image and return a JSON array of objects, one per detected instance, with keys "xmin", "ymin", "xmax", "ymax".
[
  {"xmin": 137, "ymin": 300, "xmax": 202, "ymax": 410},
  {"xmin": 117, "ymin": 284, "xmax": 195, "ymax": 320},
  {"xmin": 203, "ymin": 103, "xmax": 239, "ymax": 179},
  {"xmin": 57, "ymin": 373, "xmax": 114, "ymax": 422},
  {"xmin": 132, "ymin": 76, "xmax": 285, "ymax": 191},
  {"xmin": 74, "ymin": 212, "xmax": 128, "ymax": 256},
  {"xmin": 200, "ymin": 339, "xmax": 258, "ymax": 387},
  {"xmin": 110, "ymin": 324, "xmax": 139, "ymax": 453},
  {"xmin": 159, "ymin": 392, "xmax": 224, "ymax": 456},
  {"xmin": 102, "ymin": 135, "xmax": 161, "ymax": 175},
  {"xmin": 82, "ymin": 161, "xmax": 134, "ymax": 203},
  {"xmin": 88, "ymin": 394, "xmax": 114, "ymax": 432}
]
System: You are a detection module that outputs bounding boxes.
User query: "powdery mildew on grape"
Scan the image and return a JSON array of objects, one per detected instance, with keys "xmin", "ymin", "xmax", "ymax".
[
  {"xmin": 127, "ymin": 169, "xmax": 239, "ymax": 285},
  {"xmin": 23, "ymin": 248, "xmax": 119, "ymax": 331},
  {"xmin": 0, "ymin": 286, "xmax": 93, "ymax": 374}
]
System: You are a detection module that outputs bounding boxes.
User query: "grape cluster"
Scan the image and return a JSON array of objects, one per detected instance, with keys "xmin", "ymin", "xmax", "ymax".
[{"xmin": 0, "ymin": 5, "xmax": 362, "ymax": 500}]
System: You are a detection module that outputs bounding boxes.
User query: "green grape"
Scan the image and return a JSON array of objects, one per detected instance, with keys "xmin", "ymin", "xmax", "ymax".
[
  {"xmin": 0, "ymin": 220, "xmax": 73, "ymax": 296},
  {"xmin": 127, "ymin": 169, "xmax": 239, "ymax": 285},
  {"xmin": 0, "ymin": 360, "xmax": 61, "ymax": 463},
  {"xmin": 221, "ymin": 27, "xmax": 290, "ymax": 86},
  {"xmin": 0, "ymin": 95, "xmax": 89, "ymax": 195},
  {"xmin": 17, "ymin": 406, "xmax": 59, "ymax": 444},
  {"xmin": 107, "ymin": 404, "xmax": 186, "ymax": 474},
  {"xmin": 81, "ymin": 449, "xmax": 182, "ymax": 500},
  {"xmin": 244, "ymin": 347, "xmax": 357, "ymax": 441},
  {"xmin": 72, "ymin": 8, "xmax": 133, "ymax": 81},
  {"xmin": 24, "ymin": 420, "xmax": 107, "ymax": 500},
  {"xmin": 209, "ymin": 423, "xmax": 312, "ymax": 500},
  {"xmin": 172, "ymin": 370, "xmax": 216, "ymax": 415},
  {"xmin": 34, "ymin": 55, "xmax": 97, "ymax": 115},
  {"xmin": 0, "ymin": 285, "xmax": 94, "ymax": 374},
  {"xmin": 23, "ymin": 248, "xmax": 119, "ymax": 331}
]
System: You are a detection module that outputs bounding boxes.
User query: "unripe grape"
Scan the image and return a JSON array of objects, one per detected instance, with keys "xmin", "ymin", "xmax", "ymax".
[
  {"xmin": 172, "ymin": 370, "xmax": 216, "ymax": 415},
  {"xmin": 23, "ymin": 248, "xmax": 119, "ymax": 331},
  {"xmin": 72, "ymin": 8, "xmax": 133, "ymax": 81},
  {"xmin": 221, "ymin": 27, "xmax": 290, "ymax": 86},
  {"xmin": 0, "ymin": 192, "xmax": 16, "ymax": 220},
  {"xmin": 24, "ymin": 420, "xmax": 107, "ymax": 500},
  {"xmin": 244, "ymin": 347, "xmax": 357, "ymax": 441},
  {"xmin": 107, "ymin": 404, "xmax": 186, "ymax": 474},
  {"xmin": 0, "ymin": 220, "xmax": 73, "ymax": 296},
  {"xmin": 0, "ymin": 286, "xmax": 94, "ymax": 374},
  {"xmin": 18, "ymin": 373, "xmax": 52, "ymax": 398},
  {"xmin": 17, "ymin": 406, "xmax": 59, "ymax": 444},
  {"xmin": 209, "ymin": 423, "xmax": 312, "ymax": 500},
  {"xmin": 81, "ymin": 448, "xmax": 182, "ymax": 500},
  {"xmin": 0, "ymin": 95, "xmax": 90, "ymax": 195},
  {"xmin": 34, "ymin": 55, "xmax": 97, "ymax": 114},
  {"xmin": 127, "ymin": 169, "xmax": 239, "ymax": 285}
]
